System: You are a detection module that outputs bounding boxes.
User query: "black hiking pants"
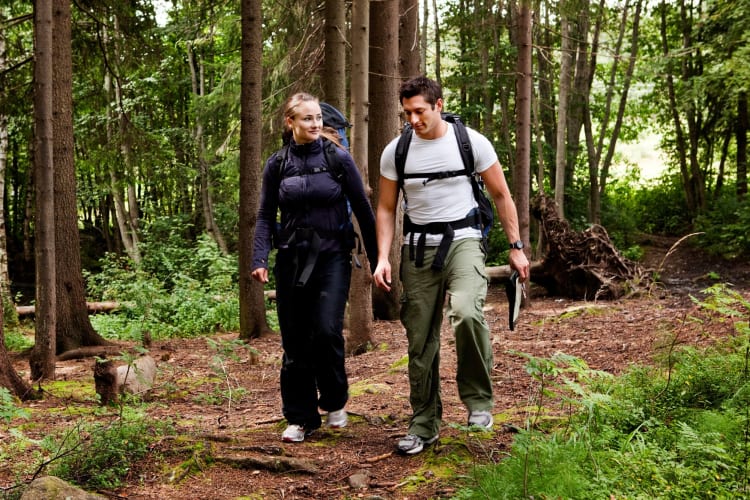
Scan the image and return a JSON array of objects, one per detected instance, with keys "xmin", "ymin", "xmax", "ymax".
[{"xmin": 274, "ymin": 249, "xmax": 351, "ymax": 430}]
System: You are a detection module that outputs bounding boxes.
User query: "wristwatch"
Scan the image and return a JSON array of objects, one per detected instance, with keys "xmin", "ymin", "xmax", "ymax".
[{"xmin": 509, "ymin": 240, "xmax": 524, "ymax": 250}]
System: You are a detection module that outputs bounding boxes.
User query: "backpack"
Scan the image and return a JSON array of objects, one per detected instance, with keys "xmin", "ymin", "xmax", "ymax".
[
  {"xmin": 394, "ymin": 112, "xmax": 495, "ymax": 269},
  {"xmin": 320, "ymin": 102, "xmax": 352, "ymax": 149}
]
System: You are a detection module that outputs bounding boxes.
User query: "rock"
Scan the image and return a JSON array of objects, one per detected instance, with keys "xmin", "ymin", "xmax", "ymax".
[
  {"xmin": 20, "ymin": 476, "xmax": 106, "ymax": 500},
  {"xmin": 347, "ymin": 469, "xmax": 370, "ymax": 489}
]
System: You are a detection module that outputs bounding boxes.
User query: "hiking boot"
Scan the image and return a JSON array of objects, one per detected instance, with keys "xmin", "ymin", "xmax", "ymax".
[
  {"xmin": 468, "ymin": 410, "xmax": 494, "ymax": 429},
  {"xmin": 396, "ymin": 434, "xmax": 439, "ymax": 455},
  {"xmin": 326, "ymin": 409, "xmax": 348, "ymax": 428},
  {"xmin": 282, "ymin": 424, "xmax": 311, "ymax": 443}
]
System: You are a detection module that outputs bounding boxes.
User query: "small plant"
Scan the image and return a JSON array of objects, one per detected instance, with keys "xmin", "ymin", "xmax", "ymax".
[
  {"xmin": 43, "ymin": 408, "xmax": 172, "ymax": 490},
  {"xmin": 0, "ymin": 388, "xmax": 31, "ymax": 423},
  {"xmin": 199, "ymin": 338, "xmax": 257, "ymax": 412}
]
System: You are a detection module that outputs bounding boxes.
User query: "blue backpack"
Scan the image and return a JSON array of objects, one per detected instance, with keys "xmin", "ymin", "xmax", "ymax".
[{"xmin": 320, "ymin": 102, "xmax": 351, "ymax": 149}]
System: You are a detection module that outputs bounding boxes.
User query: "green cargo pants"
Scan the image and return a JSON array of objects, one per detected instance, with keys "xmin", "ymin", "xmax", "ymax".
[{"xmin": 399, "ymin": 237, "xmax": 494, "ymax": 439}]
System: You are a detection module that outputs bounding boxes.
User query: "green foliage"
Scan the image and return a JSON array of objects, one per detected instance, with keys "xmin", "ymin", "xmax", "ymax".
[
  {"xmin": 457, "ymin": 285, "xmax": 750, "ymax": 498},
  {"xmin": 603, "ymin": 171, "xmax": 690, "ymax": 239},
  {"xmin": 3, "ymin": 326, "xmax": 34, "ymax": 352},
  {"xmin": 0, "ymin": 388, "xmax": 31, "ymax": 423},
  {"xmin": 86, "ymin": 226, "xmax": 240, "ymax": 340},
  {"xmin": 45, "ymin": 408, "xmax": 173, "ymax": 490},
  {"xmin": 695, "ymin": 194, "xmax": 750, "ymax": 259}
]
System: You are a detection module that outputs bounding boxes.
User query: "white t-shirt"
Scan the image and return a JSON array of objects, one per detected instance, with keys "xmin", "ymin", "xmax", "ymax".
[{"xmin": 380, "ymin": 122, "xmax": 498, "ymax": 246}]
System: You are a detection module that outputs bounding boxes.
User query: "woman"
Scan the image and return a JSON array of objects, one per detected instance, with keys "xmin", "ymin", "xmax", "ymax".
[{"xmin": 251, "ymin": 93, "xmax": 377, "ymax": 443}]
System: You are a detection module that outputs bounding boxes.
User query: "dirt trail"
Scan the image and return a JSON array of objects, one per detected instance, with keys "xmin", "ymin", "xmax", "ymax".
[{"xmin": 3, "ymin": 236, "xmax": 748, "ymax": 499}]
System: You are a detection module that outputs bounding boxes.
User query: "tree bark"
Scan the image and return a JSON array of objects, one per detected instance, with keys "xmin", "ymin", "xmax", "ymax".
[
  {"xmin": 30, "ymin": 0, "xmax": 57, "ymax": 381},
  {"xmin": 369, "ymin": 0, "xmax": 401, "ymax": 320},
  {"xmin": 514, "ymin": 1, "xmax": 532, "ymax": 260},
  {"xmin": 399, "ymin": 0, "xmax": 420, "ymax": 79},
  {"xmin": 0, "ymin": 29, "xmax": 17, "ymax": 326},
  {"xmin": 0, "ymin": 302, "xmax": 37, "ymax": 400},
  {"xmin": 324, "ymin": 0, "xmax": 347, "ymax": 109},
  {"xmin": 346, "ymin": 0, "xmax": 375, "ymax": 354},
  {"xmin": 737, "ymin": 91, "xmax": 748, "ymax": 198},
  {"xmin": 238, "ymin": 0, "xmax": 272, "ymax": 340},
  {"xmin": 187, "ymin": 44, "xmax": 228, "ymax": 254},
  {"xmin": 554, "ymin": 7, "xmax": 573, "ymax": 218},
  {"xmin": 52, "ymin": 0, "xmax": 112, "ymax": 355}
]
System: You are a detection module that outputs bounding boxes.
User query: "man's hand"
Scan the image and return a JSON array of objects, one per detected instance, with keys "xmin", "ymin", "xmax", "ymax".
[
  {"xmin": 508, "ymin": 249, "xmax": 530, "ymax": 282},
  {"xmin": 372, "ymin": 260, "xmax": 392, "ymax": 292}
]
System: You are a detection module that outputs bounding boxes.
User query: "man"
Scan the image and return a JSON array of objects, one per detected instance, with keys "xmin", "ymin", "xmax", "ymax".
[{"xmin": 372, "ymin": 76, "xmax": 530, "ymax": 455}]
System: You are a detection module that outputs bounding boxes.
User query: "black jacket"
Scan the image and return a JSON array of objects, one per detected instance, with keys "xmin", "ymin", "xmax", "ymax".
[{"xmin": 252, "ymin": 138, "xmax": 377, "ymax": 272}]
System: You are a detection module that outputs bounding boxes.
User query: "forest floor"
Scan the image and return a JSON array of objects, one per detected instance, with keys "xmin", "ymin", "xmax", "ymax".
[{"xmin": 2, "ymin": 234, "xmax": 749, "ymax": 499}]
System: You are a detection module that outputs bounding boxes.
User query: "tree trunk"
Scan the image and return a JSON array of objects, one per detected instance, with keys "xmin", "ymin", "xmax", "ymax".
[
  {"xmin": 431, "ymin": 0, "xmax": 441, "ymax": 85},
  {"xmin": 514, "ymin": 1, "xmax": 532, "ymax": 258},
  {"xmin": 534, "ymin": 4, "xmax": 556, "ymax": 176},
  {"xmin": 737, "ymin": 91, "xmax": 748, "ymax": 198},
  {"xmin": 324, "ymin": 0, "xmax": 347, "ymax": 109},
  {"xmin": 103, "ymin": 23, "xmax": 141, "ymax": 265},
  {"xmin": 238, "ymin": 0, "xmax": 272, "ymax": 340},
  {"xmin": 596, "ymin": 0, "xmax": 642, "ymax": 218},
  {"xmin": 346, "ymin": 0, "xmax": 375, "ymax": 354},
  {"xmin": 554, "ymin": 8, "xmax": 573, "ymax": 218},
  {"xmin": 187, "ymin": 44, "xmax": 228, "ymax": 254},
  {"xmin": 369, "ymin": 0, "xmax": 401, "ymax": 320},
  {"xmin": 0, "ymin": 31, "xmax": 17, "ymax": 326},
  {"xmin": 30, "ymin": 0, "xmax": 57, "ymax": 381},
  {"xmin": 52, "ymin": 0, "xmax": 112, "ymax": 355},
  {"xmin": 399, "ymin": 0, "xmax": 420, "ymax": 79},
  {"xmin": 0, "ymin": 301, "xmax": 37, "ymax": 400}
]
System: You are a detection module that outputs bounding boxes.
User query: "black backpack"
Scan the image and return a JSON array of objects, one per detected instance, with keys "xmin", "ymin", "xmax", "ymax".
[{"xmin": 394, "ymin": 112, "xmax": 495, "ymax": 268}]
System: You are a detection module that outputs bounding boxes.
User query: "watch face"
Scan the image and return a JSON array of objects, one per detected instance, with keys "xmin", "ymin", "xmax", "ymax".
[{"xmin": 511, "ymin": 240, "xmax": 524, "ymax": 250}]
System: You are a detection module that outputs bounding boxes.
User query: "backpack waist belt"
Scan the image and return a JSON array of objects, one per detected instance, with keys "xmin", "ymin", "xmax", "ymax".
[{"xmin": 403, "ymin": 211, "xmax": 482, "ymax": 271}]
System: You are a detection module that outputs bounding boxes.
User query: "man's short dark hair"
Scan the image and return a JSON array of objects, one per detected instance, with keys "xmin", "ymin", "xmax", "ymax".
[{"xmin": 399, "ymin": 76, "xmax": 443, "ymax": 107}]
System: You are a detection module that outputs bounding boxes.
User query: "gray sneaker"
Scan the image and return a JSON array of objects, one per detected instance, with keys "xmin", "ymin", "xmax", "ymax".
[
  {"xmin": 326, "ymin": 409, "xmax": 348, "ymax": 428},
  {"xmin": 396, "ymin": 434, "xmax": 439, "ymax": 455},
  {"xmin": 468, "ymin": 410, "xmax": 494, "ymax": 429}
]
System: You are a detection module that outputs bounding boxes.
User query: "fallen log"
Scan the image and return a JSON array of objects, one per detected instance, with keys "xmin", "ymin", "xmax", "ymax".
[
  {"xmin": 486, "ymin": 261, "xmax": 545, "ymax": 283},
  {"xmin": 16, "ymin": 301, "xmax": 120, "ymax": 317},
  {"xmin": 531, "ymin": 193, "xmax": 652, "ymax": 299}
]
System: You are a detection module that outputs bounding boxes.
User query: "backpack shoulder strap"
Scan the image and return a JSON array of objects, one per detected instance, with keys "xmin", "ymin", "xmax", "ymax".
[
  {"xmin": 394, "ymin": 123, "xmax": 413, "ymax": 193},
  {"xmin": 274, "ymin": 144, "xmax": 290, "ymax": 175},
  {"xmin": 323, "ymin": 138, "xmax": 345, "ymax": 183},
  {"xmin": 442, "ymin": 113, "xmax": 474, "ymax": 175}
]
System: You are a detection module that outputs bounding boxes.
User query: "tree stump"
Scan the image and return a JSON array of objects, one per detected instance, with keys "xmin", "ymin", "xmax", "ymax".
[{"xmin": 531, "ymin": 193, "xmax": 651, "ymax": 299}]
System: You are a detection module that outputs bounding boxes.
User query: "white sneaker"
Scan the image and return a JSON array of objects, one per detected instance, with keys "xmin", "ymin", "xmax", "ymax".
[
  {"xmin": 468, "ymin": 410, "xmax": 494, "ymax": 429},
  {"xmin": 396, "ymin": 434, "xmax": 439, "ymax": 455},
  {"xmin": 281, "ymin": 424, "xmax": 309, "ymax": 443},
  {"xmin": 326, "ymin": 409, "xmax": 348, "ymax": 428}
]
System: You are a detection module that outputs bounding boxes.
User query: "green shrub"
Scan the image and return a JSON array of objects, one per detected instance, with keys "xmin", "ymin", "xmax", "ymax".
[
  {"xmin": 87, "ymin": 230, "xmax": 241, "ymax": 340},
  {"xmin": 45, "ymin": 408, "xmax": 173, "ymax": 490},
  {"xmin": 695, "ymin": 194, "xmax": 750, "ymax": 259}
]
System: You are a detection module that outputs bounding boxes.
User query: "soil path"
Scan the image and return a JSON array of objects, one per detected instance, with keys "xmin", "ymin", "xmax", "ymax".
[{"xmin": 3, "ymin": 236, "xmax": 748, "ymax": 499}]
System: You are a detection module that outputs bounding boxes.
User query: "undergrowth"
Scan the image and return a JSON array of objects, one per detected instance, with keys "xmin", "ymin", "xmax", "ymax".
[
  {"xmin": 41, "ymin": 406, "xmax": 174, "ymax": 491},
  {"xmin": 455, "ymin": 284, "xmax": 750, "ymax": 499}
]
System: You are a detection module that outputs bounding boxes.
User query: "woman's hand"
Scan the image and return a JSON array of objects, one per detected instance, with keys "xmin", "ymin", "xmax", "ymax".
[{"xmin": 251, "ymin": 268, "xmax": 269, "ymax": 284}]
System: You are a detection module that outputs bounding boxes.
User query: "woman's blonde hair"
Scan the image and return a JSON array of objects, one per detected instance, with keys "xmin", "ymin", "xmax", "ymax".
[{"xmin": 282, "ymin": 92, "xmax": 344, "ymax": 148}]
